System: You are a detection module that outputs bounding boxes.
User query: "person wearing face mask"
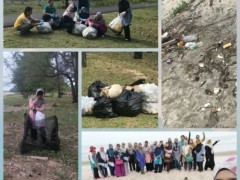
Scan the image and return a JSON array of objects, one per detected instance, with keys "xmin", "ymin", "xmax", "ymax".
[
  {"xmin": 213, "ymin": 156, "xmax": 237, "ymax": 180},
  {"xmin": 106, "ymin": 144, "xmax": 115, "ymax": 176},
  {"xmin": 164, "ymin": 142, "xmax": 173, "ymax": 172},
  {"xmin": 96, "ymin": 146, "xmax": 109, "ymax": 177},
  {"xmin": 154, "ymin": 143, "xmax": 163, "ymax": 173},
  {"xmin": 127, "ymin": 143, "xmax": 136, "ymax": 171},
  {"xmin": 173, "ymin": 138, "xmax": 182, "ymax": 171},
  {"xmin": 205, "ymin": 139, "xmax": 220, "ymax": 171}
]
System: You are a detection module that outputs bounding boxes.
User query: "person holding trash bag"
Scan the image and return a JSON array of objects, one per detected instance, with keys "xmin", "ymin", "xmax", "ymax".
[
  {"xmin": 63, "ymin": 3, "xmax": 77, "ymax": 34},
  {"xmin": 42, "ymin": 0, "xmax": 61, "ymax": 29},
  {"xmin": 27, "ymin": 89, "xmax": 47, "ymax": 145},
  {"xmin": 118, "ymin": 0, "xmax": 132, "ymax": 41},
  {"xmin": 14, "ymin": 7, "xmax": 41, "ymax": 35},
  {"xmin": 86, "ymin": 12, "xmax": 107, "ymax": 37}
]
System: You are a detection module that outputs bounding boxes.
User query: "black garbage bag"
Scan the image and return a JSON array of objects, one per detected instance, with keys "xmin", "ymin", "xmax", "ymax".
[
  {"xmin": 88, "ymin": 80, "xmax": 108, "ymax": 99},
  {"xmin": 129, "ymin": 79, "xmax": 145, "ymax": 86},
  {"xmin": 93, "ymin": 97, "xmax": 117, "ymax": 118},
  {"xmin": 114, "ymin": 89, "xmax": 143, "ymax": 117},
  {"xmin": 19, "ymin": 113, "xmax": 60, "ymax": 154}
]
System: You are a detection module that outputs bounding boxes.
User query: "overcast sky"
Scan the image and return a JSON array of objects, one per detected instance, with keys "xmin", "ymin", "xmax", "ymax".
[{"xmin": 3, "ymin": 52, "xmax": 15, "ymax": 91}]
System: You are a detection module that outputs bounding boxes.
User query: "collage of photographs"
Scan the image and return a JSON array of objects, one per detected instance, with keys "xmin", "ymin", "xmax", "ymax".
[{"xmin": 1, "ymin": 0, "xmax": 238, "ymax": 180}]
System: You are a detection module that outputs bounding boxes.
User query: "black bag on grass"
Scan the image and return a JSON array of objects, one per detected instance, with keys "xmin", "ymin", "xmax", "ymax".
[
  {"xmin": 129, "ymin": 79, "xmax": 145, "ymax": 86},
  {"xmin": 114, "ymin": 89, "xmax": 143, "ymax": 117},
  {"xmin": 19, "ymin": 113, "xmax": 60, "ymax": 154},
  {"xmin": 88, "ymin": 80, "xmax": 108, "ymax": 99},
  {"xmin": 93, "ymin": 97, "xmax": 117, "ymax": 118}
]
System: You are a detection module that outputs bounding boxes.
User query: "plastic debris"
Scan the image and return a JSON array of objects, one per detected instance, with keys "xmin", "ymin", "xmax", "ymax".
[{"xmin": 223, "ymin": 43, "xmax": 232, "ymax": 49}]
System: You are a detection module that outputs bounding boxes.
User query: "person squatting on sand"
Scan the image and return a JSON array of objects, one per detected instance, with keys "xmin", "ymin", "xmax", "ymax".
[{"xmin": 87, "ymin": 132, "xmax": 227, "ymax": 178}]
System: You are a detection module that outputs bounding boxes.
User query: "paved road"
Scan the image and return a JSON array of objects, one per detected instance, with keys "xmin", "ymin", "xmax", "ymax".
[{"xmin": 4, "ymin": 3, "xmax": 157, "ymax": 27}]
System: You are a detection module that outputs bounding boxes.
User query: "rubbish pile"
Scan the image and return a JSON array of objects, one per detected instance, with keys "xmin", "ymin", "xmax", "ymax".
[
  {"xmin": 162, "ymin": 0, "xmax": 237, "ymax": 128},
  {"xmin": 81, "ymin": 79, "xmax": 159, "ymax": 118}
]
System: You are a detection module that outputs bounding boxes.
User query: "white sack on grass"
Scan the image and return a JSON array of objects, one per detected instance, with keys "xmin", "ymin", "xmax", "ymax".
[
  {"xmin": 142, "ymin": 102, "xmax": 158, "ymax": 114},
  {"xmin": 108, "ymin": 16, "xmax": 123, "ymax": 33},
  {"xmin": 82, "ymin": 96, "xmax": 96, "ymax": 115},
  {"xmin": 36, "ymin": 22, "xmax": 52, "ymax": 33},
  {"xmin": 139, "ymin": 83, "xmax": 158, "ymax": 103},
  {"xmin": 72, "ymin": 23, "xmax": 86, "ymax": 35},
  {"xmin": 82, "ymin": 27, "xmax": 97, "ymax": 39}
]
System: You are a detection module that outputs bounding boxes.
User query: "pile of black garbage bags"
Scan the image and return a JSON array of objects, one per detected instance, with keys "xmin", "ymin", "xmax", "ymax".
[{"xmin": 88, "ymin": 79, "xmax": 145, "ymax": 118}]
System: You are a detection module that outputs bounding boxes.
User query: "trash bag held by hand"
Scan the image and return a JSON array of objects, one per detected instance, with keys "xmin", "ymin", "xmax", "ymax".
[
  {"xmin": 82, "ymin": 27, "xmax": 98, "ymax": 39},
  {"xmin": 108, "ymin": 16, "xmax": 123, "ymax": 33},
  {"xmin": 36, "ymin": 22, "xmax": 52, "ymax": 33},
  {"xmin": 82, "ymin": 96, "xmax": 96, "ymax": 115},
  {"xmin": 93, "ymin": 97, "xmax": 117, "ymax": 118},
  {"xmin": 114, "ymin": 89, "xmax": 143, "ymax": 117},
  {"xmin": 72, "ymin": 23, "xmax": 86, "ymax": 35},
  {"xmin": 88, "ymin": 80, "xmax": 108, "ymax": 99}
]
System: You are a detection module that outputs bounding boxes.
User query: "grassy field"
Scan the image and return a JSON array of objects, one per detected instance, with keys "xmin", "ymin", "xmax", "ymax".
[
  {"xmin": 4, "ymin": 7, "xmax": 158, "ymax": 48},
  {"xmin": 4, "ymin": 94, "xmax": 78, "ymax": 179},
  {"xmin": 4, "ymin": 0, "xmax": 157, "ymax": 16},
  {"xmin": 82, "ymin": 52, "xmax": 159, "ymax": 128}
]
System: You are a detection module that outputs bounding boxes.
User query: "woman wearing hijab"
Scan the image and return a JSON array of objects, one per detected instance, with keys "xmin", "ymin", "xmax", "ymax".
[
  {"xmin": 27, "ymin": 89, "xmax": 46, "ymax": 145},
  {"xmin": 173, "ymin": 138, "xmax": 182, "ymax": 171},
  {"xmin": 133, "ymin": 142, "xmax": 140, "ymax": 172},
  {"xmin": 114, "ymin": 144, "xmax": 126, "ymax": 177},
  {"xmin": 154, "ymin": 143, "xmax": 163, "ymax": 173},
  {"xmin": 127, "ymin": 143, "xmax": 136, "ymax": 171},
  {"xmin": 86, "ymin": 12, "xmax": 107, "ymax": 37},
  {"xmin": 136, "ymin": 143, "xmax": 145, "ymax": 174},
  {"xmin": 63, "ymin": 3, "xmax": 77, "ymax": 34},
  {"xmin": 189, "ymin": 138, "xmax": 197, "ymax": 171},
  {"xmin": 88, "ymin": 146, "xmax": 100, "ymax": 179},
  {"xmin": 143, "ymin": 141, "xmax": 153, "ymax": 171},
  {"xmin": 164, "ymin": 142, "xmax": 173, "ymax": 172},
  {"xmin": 106, "ymin": 144, "xmax": 115, "ymax": 176},
  {"xmin": 213, "ymin": 156, "xmax": 237, "ymax": 180},
  {"xmin": 205, "ymin": 139, "xmax": 220, "ymax": 171},
  {"xmin": 121, "ymin": 143, "xmax": 129, "ymax": 175},
  {"xmin": 78, "ymin": 7, "xmax": 89, "ymax": 24},
  {"xmin": 195, "ymin": 139, "xmax": 205, "ymax": 172},
  {"xmin": 182, "ymin": 140, "xmax": 192, "ymax": 171},
  {"xmin": 118, "ymin": 0, "xmax": 132, "ymax": 41},
  {"xmin": 96, "ymin": 146, "xmax": 108, "ymax": 177}
]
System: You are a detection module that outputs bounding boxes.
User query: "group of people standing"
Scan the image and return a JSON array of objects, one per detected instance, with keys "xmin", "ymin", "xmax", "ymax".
[
  {"xmin": 14, "ymin": 0, "xmax": 132, "ymax": 41},
  {"xmin": 88, "ymin": 132, "xmax": 220, "ymax": 179}
]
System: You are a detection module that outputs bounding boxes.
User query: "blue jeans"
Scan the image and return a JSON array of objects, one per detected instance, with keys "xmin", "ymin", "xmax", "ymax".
[{"xmin": 174, "ymin": 160, "xmax": 181, "ymax": 170}]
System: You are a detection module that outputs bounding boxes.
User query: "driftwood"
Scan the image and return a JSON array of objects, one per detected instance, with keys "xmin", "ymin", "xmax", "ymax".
[{"xmin": 162, "ymin": 39, "xmax": 177, "ymax": 48}]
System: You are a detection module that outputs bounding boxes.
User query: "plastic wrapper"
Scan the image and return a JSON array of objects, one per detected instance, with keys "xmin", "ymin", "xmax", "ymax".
[{"xmin": 82, "ymin": 96, "xmax": 96, "ymax": 115}]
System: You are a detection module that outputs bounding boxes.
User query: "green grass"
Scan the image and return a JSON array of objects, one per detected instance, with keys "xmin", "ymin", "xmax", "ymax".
[
  {"xmin": 4, "ymin": 0, "xmax": 157, "ymax": 16},
  {"xmin": 4, "ymin": 94, "xmax": 78, "ymax": 173},
  {"xmin": 82, "ymin": 52, "xmax": 158, "ymax": 128},
  {"xmin": 4, "ymin": 7, "xmax": 158, "ymax": 48},
  {"xmin": 171, "ymin": 0, "xmax": 188, "ymax": 17}
]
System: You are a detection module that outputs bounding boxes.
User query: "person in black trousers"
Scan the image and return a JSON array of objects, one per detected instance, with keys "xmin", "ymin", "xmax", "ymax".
[
  {"xmin": 205, "ymin": 139, "xmax": 220, "ymax": 170},
  {"xmin": 127, "ymin": 143, "xmax": 136, "ymax": 171},
  {"xmin": 118, "ymin": 0, "xmax": 132, "ymax": 41}
]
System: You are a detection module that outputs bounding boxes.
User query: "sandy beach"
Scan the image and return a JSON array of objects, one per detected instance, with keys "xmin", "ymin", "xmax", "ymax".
[{"xmin": 82, "ymin": 153, "xmax": 236, "ymax": 180}]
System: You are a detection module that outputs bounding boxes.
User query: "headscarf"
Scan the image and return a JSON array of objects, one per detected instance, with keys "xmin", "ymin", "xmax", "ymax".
[
  {"xmin": 94, "ymin": 12, "xmax": 105, "ymax": 23},
  {"xmin": 63, "ymin": 4, "xmax": 76, "ymax": 18},
  {"xmin": 182, "ymin": 140, "xmax": 190, "ymax": 155},
  {"xmin": 213, "ymin": 156, "xmax": 237, "ymax": 179},
  {"xmin": 107, "ymin": 144, "xmax": 114, "ymax": 157},
  {"xmin": 205, "ymin": 139, "xmax": 214, "ymax": 154},
  {"xmin": 89, "ymin": 146, "xmax": 96, "ymax": 152},
  {"xmin": 99, "ymin": 146, "xmax": 108, "ymax": 160}
]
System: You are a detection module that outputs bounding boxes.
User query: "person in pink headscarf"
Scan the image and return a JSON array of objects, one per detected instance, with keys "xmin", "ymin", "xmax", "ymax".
[{"xmin": 213, "ymin": 156, "xmax": 237, "ymax": 180}]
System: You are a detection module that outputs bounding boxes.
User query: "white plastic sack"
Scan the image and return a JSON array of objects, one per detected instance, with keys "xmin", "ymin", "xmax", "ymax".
[
  {"xmin": 108, "ymin": 16, "xmax": 123, "ymax": 33},
  {"xmin": 139, "ymin": 83, "xmax": 158, "ymax": 103},
  {"xmin": 72, "ymin": 23, "xmax": 86, "ymax": 35},
  {"xmin": 82, "ymin": 96, "xmax": 96, "ymax": 115},
  {"xmin": 82, "ymin": 27, "xmax": 98, "ymax": 39},
  {"xmin": 142, "ymin": 102, "xmax": 158, "ymax": 114},
  {"xmin": 35, "ymin": 111, "xmax": 45, "ymax": 127},
  {"xmin": 36, "ymin": 22, "xmax": 52, "ymax": 33}
]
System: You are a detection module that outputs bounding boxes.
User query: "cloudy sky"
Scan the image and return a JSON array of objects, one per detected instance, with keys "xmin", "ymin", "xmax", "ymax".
[{"xmin": 3, "ymin": 52, "xmax": 15, "ymax": 91}]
